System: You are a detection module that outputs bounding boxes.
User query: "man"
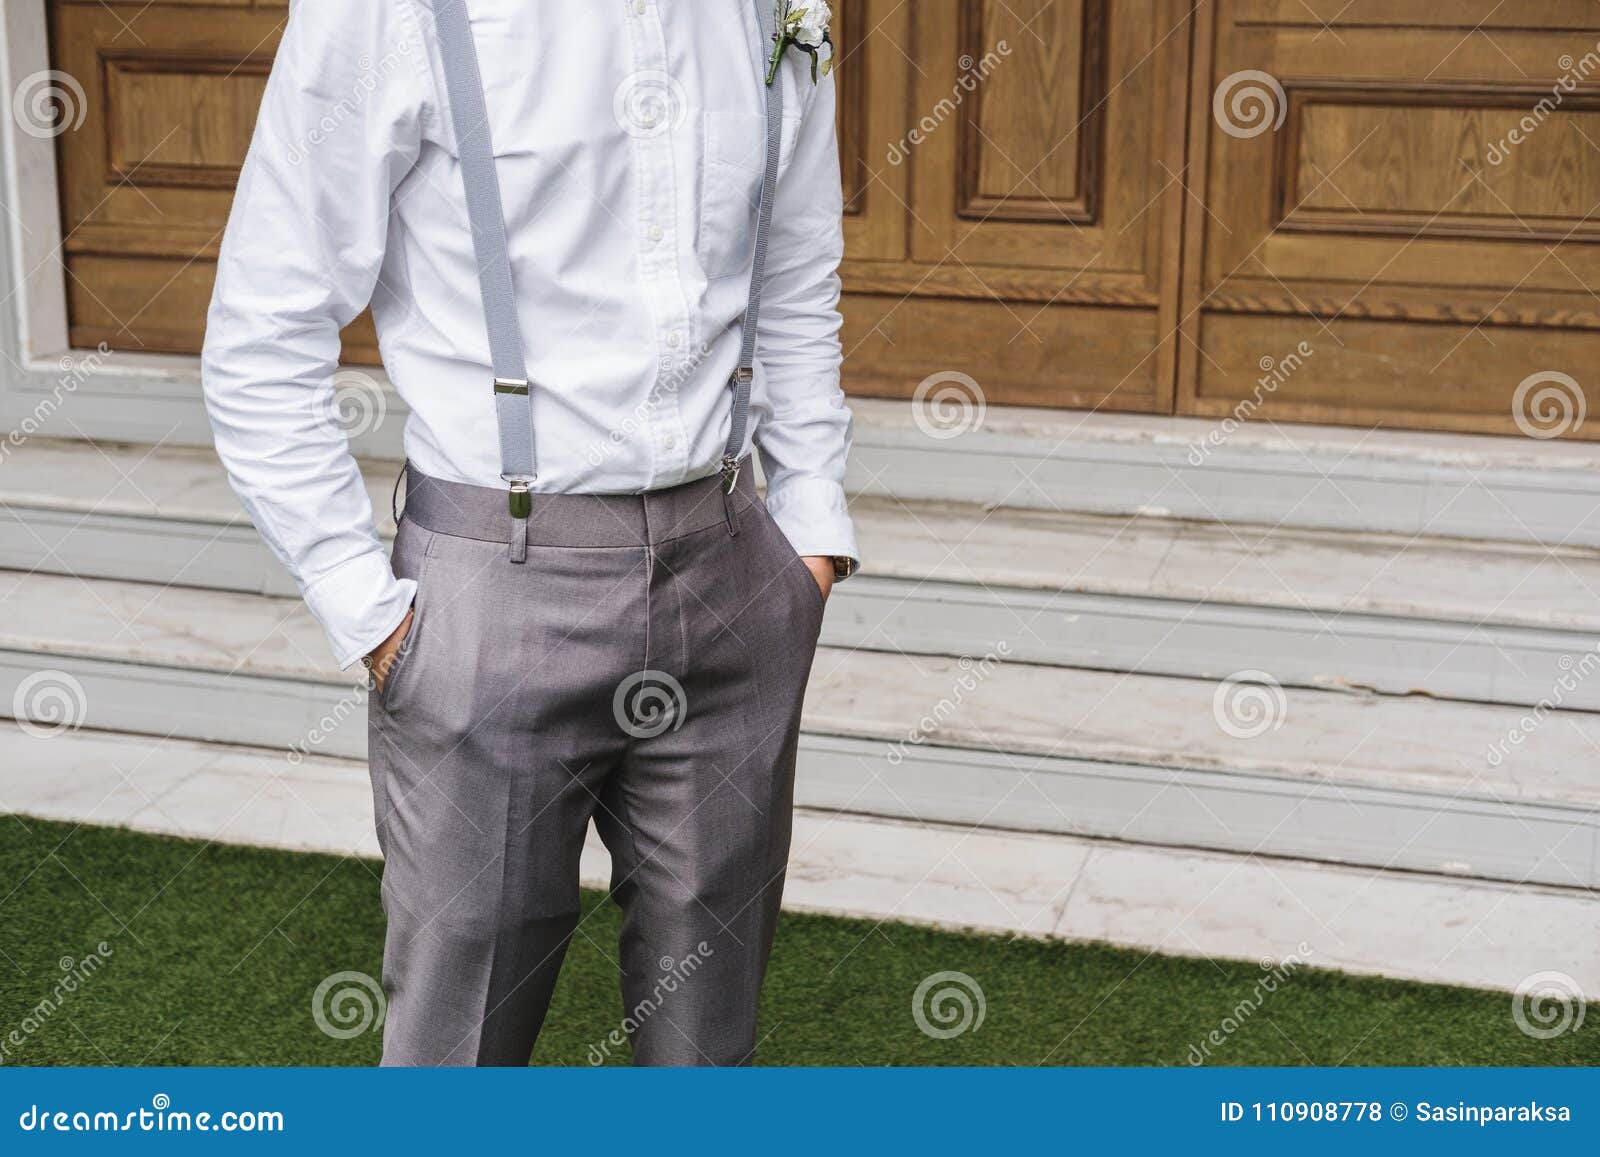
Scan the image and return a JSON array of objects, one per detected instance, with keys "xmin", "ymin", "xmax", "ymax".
[{"xmin": 202, "ymin": 0, "xmax": 856, "ymax": 1066}]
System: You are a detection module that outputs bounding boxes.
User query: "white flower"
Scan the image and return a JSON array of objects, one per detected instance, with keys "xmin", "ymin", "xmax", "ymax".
[
  {"xmin": 768, "ymin": 1, "xmax": 835, "ymax": 86},
  {"xmin": 792, "ymin": 3, "xmax": 832, "ymax": 49}
]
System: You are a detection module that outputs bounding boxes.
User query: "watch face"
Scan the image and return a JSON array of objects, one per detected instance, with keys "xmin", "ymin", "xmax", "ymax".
[{"xmin": 832, "ymin": 556, "xmax": 857, "ymax": 581}]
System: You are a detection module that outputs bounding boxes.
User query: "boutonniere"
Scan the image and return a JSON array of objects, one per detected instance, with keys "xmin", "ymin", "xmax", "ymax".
[{"xmin": 766, "ymin": 2, "xmax": 835, "ymax": 86}]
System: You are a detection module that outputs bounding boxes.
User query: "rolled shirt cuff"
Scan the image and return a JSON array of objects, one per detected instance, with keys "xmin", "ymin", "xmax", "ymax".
[
  {"xmin": 764, "ymin": 474, "xmax": 859, "ymax": 574},
  {"xmin": 302, "ymin": 548, "xmax": 418, "ymax": 670}
]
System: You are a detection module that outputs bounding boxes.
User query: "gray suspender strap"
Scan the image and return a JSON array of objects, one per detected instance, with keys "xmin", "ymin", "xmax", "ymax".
[
  {"xmin": 434, "ymin": 0, "xmax": 536, "ymax": 504},
  {"xmin": 720, "ymin": 0, "xmax": 785, "ymax": 494},
  {"xmin": 433, "ymin": 0, "xmax": 783, "ymax": 511}
]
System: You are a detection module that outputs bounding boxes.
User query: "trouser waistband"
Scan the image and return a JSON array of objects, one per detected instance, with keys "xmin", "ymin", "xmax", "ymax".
[{"xmin": 399, "ymin": 460, "xmax": 758, "ymax": 549}]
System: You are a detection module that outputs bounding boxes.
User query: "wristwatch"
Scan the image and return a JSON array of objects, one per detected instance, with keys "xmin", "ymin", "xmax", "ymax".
[{"xmin": 831, "ymin": 556, "xmax": 859, "ymax": 581}]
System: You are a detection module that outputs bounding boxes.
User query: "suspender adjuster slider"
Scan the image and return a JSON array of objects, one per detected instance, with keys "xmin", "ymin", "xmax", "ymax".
[
  {"xmin": 493, "ymin": 377, "xmax": 530, "ymax": 396},
  {"xmin": 733, "ymin": 366, "xmax": 754, "ymax": 384}
]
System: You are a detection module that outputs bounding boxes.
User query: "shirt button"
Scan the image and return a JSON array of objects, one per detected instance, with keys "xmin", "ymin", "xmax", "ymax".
[
  {"xmin": 649, "ymin": 225, "xmax": 664, "ymax": 242},
  {"xmin": 663, "ymin": 435, "xmax": 676, "ymax": 449},
  {"xmin": 633, "ymin": 0, "xmax": 646, "ymax": 13},
  {"xmin": 666, "ymin": 333, "xmax": 680, "ymax": 347}
]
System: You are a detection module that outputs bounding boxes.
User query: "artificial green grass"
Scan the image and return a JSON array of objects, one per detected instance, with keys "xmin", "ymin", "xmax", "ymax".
[{"xmin": 1, "ymin": 815, "xmax": 1592, "ymax": 1066}]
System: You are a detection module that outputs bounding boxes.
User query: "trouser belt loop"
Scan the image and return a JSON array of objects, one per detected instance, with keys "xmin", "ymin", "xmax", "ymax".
[
  {"xmin": 720, "ymin": 455, "xmax": 742, "ymax": 536},
  {"xmin": 391, "ymin": 462, "xmax": 408, "ymax": 526},
  {"xmin": 510, "ymin": 513, "xmax": 529, "ymax": 563},
  {"xmin": 507, "ymin": 478, "xmax": 531, "ymax": 564}
]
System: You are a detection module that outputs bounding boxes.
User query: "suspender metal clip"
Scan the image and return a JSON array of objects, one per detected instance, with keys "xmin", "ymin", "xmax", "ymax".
[
  {"xmin": 720, "ymin": 455, "xmax": 742, "ymax": 495},
  {"xmin": 504, "ymin": 477, "xmax": 534, "ymax": 519}
]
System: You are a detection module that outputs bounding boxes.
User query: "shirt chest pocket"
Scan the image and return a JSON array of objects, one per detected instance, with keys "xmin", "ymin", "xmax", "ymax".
[{"xmin": 698, "ymin": 109, "xmax": 802, "ymax": 281}]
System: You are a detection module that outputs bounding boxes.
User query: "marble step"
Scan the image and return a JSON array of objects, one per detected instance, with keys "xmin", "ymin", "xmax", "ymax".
[
  {"xmin": 2, "ymin": 724, "xmax": 1593, "ymax": 999},
  {"xmin": 0, "ymin": 568, "xmax": 1595, "ymax": 889},
  {"xmin": 843, "ymin": 399, "xmax": 1600, "ymax": 549},
  {"xmin": 42, "ymin": 376, "xmax": 1600, "ymax": 547},
  {"xmin": 3, "ymin": 438, "xmax": 1598, "ymax": 709}
]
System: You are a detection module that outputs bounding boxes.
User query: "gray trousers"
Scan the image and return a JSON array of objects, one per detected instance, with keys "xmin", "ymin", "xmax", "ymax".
[{"xmin": 366, "ymin": 462, "xmax": 824, "ymax": 1066}]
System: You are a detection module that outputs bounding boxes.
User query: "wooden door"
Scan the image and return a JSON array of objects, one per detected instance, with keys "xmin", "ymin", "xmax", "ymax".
[
  {"xmin": 49, "ymin": 0, "xmax": 379, "ymax": 363},
  {"xmin": 48, "ymin": 1, "xmax": 1600, "ymax": 440},
  {"xmin": 1179, "ymin": 0, "xmax": 1600, "ymax": 438},
  {"xmin": 837, "ymin": 0, "xmax": 1194, "ymax": 413},
  {"xmin": 48, "ymin": 0, "xmax": 1198, "ymax": 412}
]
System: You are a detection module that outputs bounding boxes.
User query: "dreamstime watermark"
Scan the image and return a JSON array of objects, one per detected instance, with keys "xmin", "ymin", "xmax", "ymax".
[
  {"xmin": 586, "ymin": 944, "xmax": 715, "ymax": 1064},
  {"xmin": 1486, "ymin": 40, "xmax": 1600, "ymax": 165},
  {"xmin": 1188, "ymin": 341, "xmax": 1314, "ymax": 464},
  {"xmin": 1212, "ymin": 670, "xmax": 1287, "ymax": 740},
  {"xmin": 613, "ymin": 670, "xmax": 688, "ymax": 739},
  {"xmin": 1511, "ymin": 971, "xmax": 1586, "ymax": 1040},
  {"xmin": 285, "ymin": 43, "xmax": 416, "ymax": 165},
  {"xmin": 911, "ymin": 371, "xmax": 986, "ymax": 440},
  {"xmin": 313, "ymin": 369, "xmax": 388, "ymax": 439},
  {"xmin": 311, "ymin": 971, "xmax": 386, "ymax": 1040},
  {"xmin": 285, "ymin": 686, "xmax": 366, "ymax": 766},
  {"xmin": 17, "ymin": 1094, "xmax": 283, "ymax": 1134},
  {"xmin": 1186, "ymin": 943, "xmax": 1314, "ymax": 1065},
  {"xmin": 1511, "ymin": 370, "xmax": 1585, "ymax": 440},
  {"xmin": 10, "ymin": 69, "xmax": 87, "ymax": 139},
  {"xmin": 0, "ymin": 943, "xmax": 113, "ymax": 1065},
  {"xmin": 1213, "ymin": 70, "xmax": 1287, "ymax": 139},
  {"xmin": 0, "ymin": 344, "xmax": 114, "ymax": 467},
  {"xmin": 912, "ymin": 971, "xmax": 985, "ymax": 1039},
  {"xmin": 613, "ymin": 70, "xmax": 688, "ymax": 138},
  {"xmin": 12, "ymin": 670, "xmax": 89, "ymax": 740},
  {"xmin": 886, "ymin": 42, "xmax": 1012, "ymax": 165},
  {"xmin": 1486, "ymin": 643, "xmax": 1600, "ymax": 767},
  {"xmin": 583, "ymin": 337, "xmax": 716, "ymax": 468},
  {"xmin": 887, "ymin": 644, "xmax": 1012, "ymax": 765}
]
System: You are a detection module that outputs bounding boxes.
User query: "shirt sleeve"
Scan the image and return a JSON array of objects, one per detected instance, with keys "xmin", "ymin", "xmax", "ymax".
[
  {"xmin": 754, "ymin": 61, "xmax": 860, "ymax": 571},
  {"xmin": 202, "ymin": 0, "xmax": 432, "ymax": 668}
]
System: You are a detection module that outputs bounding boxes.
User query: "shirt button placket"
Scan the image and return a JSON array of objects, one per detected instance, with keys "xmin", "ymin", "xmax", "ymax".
[{"xmin": 624, "ymin": 0, "xmax": 693, "ymax": 486}]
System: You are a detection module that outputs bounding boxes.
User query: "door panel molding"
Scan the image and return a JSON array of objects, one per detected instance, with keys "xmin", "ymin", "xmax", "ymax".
[
  {"xmin": 1177, "ymin": 0, "xmax": 1600, "ymax": 439},
  {"xmin": 955, "ymin": 0, "xmax": 1107, "ymax": 225},
  {"xmin": 1273, "ymin": 83, "xmax": 1600, "ymax": 244}
]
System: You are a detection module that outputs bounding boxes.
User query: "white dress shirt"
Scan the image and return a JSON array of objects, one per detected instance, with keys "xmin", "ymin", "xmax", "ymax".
[{"xmin": 202, "ymin": 0, "xmax": 857, "ymax": 669}]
